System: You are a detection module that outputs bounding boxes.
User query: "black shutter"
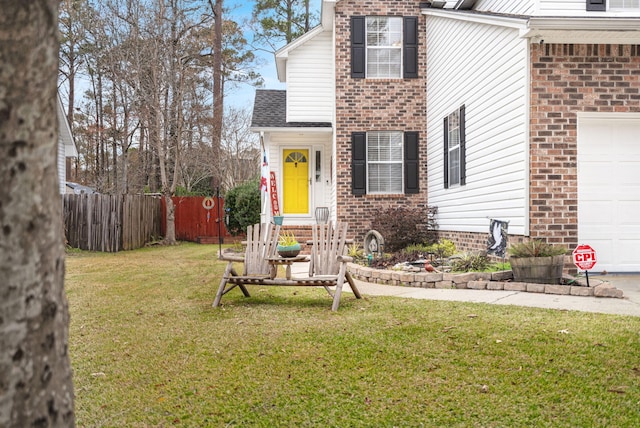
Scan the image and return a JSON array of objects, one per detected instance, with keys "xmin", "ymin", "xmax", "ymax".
[
  {"xmin": 459, "ymin": 105, "xmax": 466, "ymax": 186},
  {"xmin": 403, "ymin": 17, "xmax": 418, "ymax": 79},
  {"xmin": 352, "ymin": 132, "xmax": 367, "ymax": 195},
  {"xmin": 443, "ymin": 117, "xmax": 449, "ymax": 189},
  {"xmin": 404, "ymin": 132, "xmax": 419, "ymax": 194},
  {"xmin": 351, "ymin": 16, "xmax": 366, "ymax": 79},
  {"xmin": 586, "ymin": 0, "xmax": 606, "ymax": 11}
]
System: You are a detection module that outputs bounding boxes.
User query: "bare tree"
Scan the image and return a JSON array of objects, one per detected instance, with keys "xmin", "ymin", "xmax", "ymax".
[
  {"xmin": 219, "ymin": 107, "xmax": 260, "ymax": 190},
  {"xmin": 0, "ymin": 1, "xmax": 75, "ymax": 426}
]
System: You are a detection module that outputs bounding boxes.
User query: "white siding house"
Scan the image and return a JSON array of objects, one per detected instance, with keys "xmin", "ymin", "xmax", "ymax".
[
  {"xmin": 423, "ymin": 0, "xmax": 640, "ymax": 271},
  {"xmin": 57, "ymin": 96, "xmax": 77, "ymax": 194},
  {"xmin": 426, "ymin": 13, "xmax": 529, "ymax": 235}
]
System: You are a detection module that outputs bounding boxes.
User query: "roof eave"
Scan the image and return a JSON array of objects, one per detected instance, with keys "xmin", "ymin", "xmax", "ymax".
[
  {"xmin": 523, "ymin": 17, "xmax": 640, "ymax": 43},
  {"xmin": 250, "ymin": 126, "xmax": 333, "ymax": 134}
]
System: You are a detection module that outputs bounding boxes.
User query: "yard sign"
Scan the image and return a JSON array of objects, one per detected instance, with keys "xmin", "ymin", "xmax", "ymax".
[{"xmin": 269, "ymin": 171, "xmax": 281, "ymax": 216}]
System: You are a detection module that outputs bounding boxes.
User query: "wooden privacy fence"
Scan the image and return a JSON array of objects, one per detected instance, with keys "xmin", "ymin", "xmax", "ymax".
[
  {"xmin": 161, "ymin": 196, "xmax": 232, "ymax": 243},
  {"xmin": 64, "ymin": 194, "xmax": 162, "ymax": 252}
]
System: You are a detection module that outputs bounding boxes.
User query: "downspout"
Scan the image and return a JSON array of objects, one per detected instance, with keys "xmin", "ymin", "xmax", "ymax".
[{"xmin": 524, "ymin": 35, "xmax": 532, "ymax": 237}]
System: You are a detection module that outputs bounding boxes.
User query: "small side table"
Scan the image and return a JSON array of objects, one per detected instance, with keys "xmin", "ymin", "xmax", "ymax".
[{"xmin": 265, "ymin": 255, "xmax": 309, "ymax": 279}]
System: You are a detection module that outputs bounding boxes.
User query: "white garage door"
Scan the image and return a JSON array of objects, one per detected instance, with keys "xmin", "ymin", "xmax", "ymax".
[{"xmin": 578, "ymin": 114, "xmax": 640, "ymax": 273}]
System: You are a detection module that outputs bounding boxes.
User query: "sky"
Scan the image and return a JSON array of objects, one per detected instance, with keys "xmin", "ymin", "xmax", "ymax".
[{"xmin": 224, "ymin": 0, "xmax": 323, "ymax": 110}]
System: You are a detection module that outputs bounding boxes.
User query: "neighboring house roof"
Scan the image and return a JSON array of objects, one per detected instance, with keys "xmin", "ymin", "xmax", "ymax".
[
  {"xmin": 250, "ymin": 89, "xmax": 332, "ymax": 131},
  {"xmin": 65, "ymin": 181, "xmax": 97, "ymax": 195}
]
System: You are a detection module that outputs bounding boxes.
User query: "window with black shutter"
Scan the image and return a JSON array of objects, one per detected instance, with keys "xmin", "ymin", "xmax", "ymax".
[
  {"xmin": 351, "ymin": 131, "xmax": 420, "ymax": 195},
  {"xmin": 350, "ymin": 16, "xmax": 419, "ymax": 79},
  {"xmin": 443, "ymin": 105, "xmax": 466, "ymax": 188}
]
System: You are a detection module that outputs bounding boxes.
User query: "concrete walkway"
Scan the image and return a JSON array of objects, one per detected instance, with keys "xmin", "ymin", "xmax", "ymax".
[{"xmin": 291, "ymin": 263, "xmax": 640, "ymax": 317}]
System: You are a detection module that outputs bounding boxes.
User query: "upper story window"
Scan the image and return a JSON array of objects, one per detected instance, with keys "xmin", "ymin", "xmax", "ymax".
[
  {"xmin": 366, "ymin": 17, "xmax": 402, "ymax": 78},
  {"xmin": 351, "ymin": 16, "xmax": 418, "ymax": 79}
]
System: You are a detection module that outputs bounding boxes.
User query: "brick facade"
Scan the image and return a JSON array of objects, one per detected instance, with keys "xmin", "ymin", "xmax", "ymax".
[
  {"xmin": 530, "ymin": 43, "xmax": 640, "ymax": 250},
  {"xmin": 334, "ymin": 0, "xmax": 428, "ymax": 241}
]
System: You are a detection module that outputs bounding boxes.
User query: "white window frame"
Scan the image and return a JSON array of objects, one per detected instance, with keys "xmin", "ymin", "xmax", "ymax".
[
  {"xmin": 367, "ymin": 131, "xmax": 404, "ymax": 194},
  {"xmin": 366, "ymin": 16, "xmax": 403, "ymax": 79},
  {"xmin": 447, "ymin": 109, "xmax": 461, "ymax": 187}
]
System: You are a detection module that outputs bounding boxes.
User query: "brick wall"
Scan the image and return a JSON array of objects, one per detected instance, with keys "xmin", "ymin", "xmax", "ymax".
[
  {"xmin": 530, "ymin": 43, "xmax": 640, "ymax": 249},
  {"xmin": 334, "ymin": 0, "xmax": 428, "ymax": 241},
  {"xmin": 437, "ymin": 230, "xmax": 526, "ymax": 255}
]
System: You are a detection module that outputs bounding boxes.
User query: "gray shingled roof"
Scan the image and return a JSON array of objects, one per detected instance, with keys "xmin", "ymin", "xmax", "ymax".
[{"xmin": 251, "ymin": 89, "xmax": 332, "ymax": 129}]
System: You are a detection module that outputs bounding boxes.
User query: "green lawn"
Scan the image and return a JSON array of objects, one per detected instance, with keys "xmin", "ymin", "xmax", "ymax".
[{"xmin": 66, "ymin": 243, "xmax": 640, "ymax": 427}]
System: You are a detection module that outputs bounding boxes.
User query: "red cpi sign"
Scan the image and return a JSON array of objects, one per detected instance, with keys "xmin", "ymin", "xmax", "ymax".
[{"xmin": 572, "ymin": 244, "xmax": 597, "ymax": 271}]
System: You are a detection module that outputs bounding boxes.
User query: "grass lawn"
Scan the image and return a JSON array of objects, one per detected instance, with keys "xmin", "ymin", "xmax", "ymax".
[{"xmin": 66, "ymin": 243, "xmax": 640, "ymax": 427}]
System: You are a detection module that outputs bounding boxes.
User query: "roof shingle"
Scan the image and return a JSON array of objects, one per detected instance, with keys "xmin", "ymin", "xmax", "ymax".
[{"xmin": 251, "ymin": 89, "xmax": 332, "ymax": 129}]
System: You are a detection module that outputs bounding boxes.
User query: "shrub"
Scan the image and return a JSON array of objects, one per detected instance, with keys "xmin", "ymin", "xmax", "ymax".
[
  {"xmin": 369, "ymin": 206, "xmax": 438, "ymax": 252},
  {"xmin": 427, "ymin": 239, "xmax": 456, "ymax": 260},
  {"xmin": 224, "ymin": 179, "xmax": 261, "ymax": 235},
  {"xmin": 450, "ymin": 252, "xmax": 490, "ymax": 272},
  {"xmin": 509, "ymin": 240, "xmax": 567, "ymax": 258}
]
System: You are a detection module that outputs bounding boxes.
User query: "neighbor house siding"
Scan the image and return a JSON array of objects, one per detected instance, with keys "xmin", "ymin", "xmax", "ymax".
[
  {"xmin": 537, "ymin": 0, "xmax": 591, "ymax": 15},
  {"xmin": 286, "ymin": 30, "xmax": 334, "ymax": 123},
  {"xmin": 529, "ymin": 43, "xmax": 640, "ymax": 247},
  {"xmin": 474, "ymin": 0, "xmax": 637, "ymax": 16},
  {"xmin": 474, "ymin": 0, "xmax": 535, "ymax": 15},
  {"xmin": 426, "ymin": 15, "xmax": 529, "ymax": 236},
  {"xmin": 334, "ymin": 0, "xmax": 428, "ymax": 240}
]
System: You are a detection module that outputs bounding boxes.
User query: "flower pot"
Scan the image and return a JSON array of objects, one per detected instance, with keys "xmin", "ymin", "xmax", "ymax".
[
  {"xmin": 510, "ymin": 255, "xmax": 565, "ymax": 284},
  {"xmin": 273, "ymin": 216, "xmax": 284, "ymax": 226},
  {"xmin": 277, "ymin": 243, "xmax": 301, "ymax": 258}
]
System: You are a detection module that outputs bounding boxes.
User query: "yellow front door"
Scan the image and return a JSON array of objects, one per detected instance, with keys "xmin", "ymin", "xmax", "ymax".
[{"xmin": 282, "ymin": 149, "xmax": 309, "ymax": 214}]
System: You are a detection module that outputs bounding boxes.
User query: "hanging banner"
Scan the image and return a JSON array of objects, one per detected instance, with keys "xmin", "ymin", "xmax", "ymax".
[
  {"xmin": 487, "ymin": 219, "xmax": 509, "ymax": 258},
  {"xmin": 269, "ymin": 171, "xmax": 281, "ymax": 216}
]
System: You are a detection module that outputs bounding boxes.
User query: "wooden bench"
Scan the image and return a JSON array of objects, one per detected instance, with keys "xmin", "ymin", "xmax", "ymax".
[{"xmin": 213, "ymin": 222, "xmax": 362, "ymax": 311}]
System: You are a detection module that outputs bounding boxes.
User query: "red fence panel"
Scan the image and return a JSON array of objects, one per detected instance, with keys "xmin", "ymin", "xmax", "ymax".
[{"xmin": 161, "ymin": 196, "xmax": 232, "ymax": 243}]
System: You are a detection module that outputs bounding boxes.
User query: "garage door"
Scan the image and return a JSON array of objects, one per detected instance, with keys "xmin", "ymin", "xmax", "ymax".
[{"xmin": 578, "ymin": 114, "xmax": 640, "ymax": 273}]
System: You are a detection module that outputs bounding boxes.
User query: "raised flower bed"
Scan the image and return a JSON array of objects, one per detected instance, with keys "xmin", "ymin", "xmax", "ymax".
[{"xmin": 346, "ymin": 264, "xmax": 623, "ymax": 298}]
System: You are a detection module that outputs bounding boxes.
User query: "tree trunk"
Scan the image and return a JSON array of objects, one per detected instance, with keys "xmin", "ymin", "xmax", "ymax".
[
  {"xmin": 0, "ymin": 1, "xmax": 75, "ymax": 426},
  {"xmin": 211, "ymin": 0, "xmax": 224, "ymax": 186}
]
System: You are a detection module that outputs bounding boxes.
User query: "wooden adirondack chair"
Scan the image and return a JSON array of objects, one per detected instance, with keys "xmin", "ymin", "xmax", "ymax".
[
  {"xmin": 213, "ymin": 223, "xmax": 280, "ymax": 307},
  {"xmin": 306, "ymin": 222, "xmax": 363, "ymax": 311},
  {"xmin": 213, "ymin": 222, "xmax": 362, "ymax": 311}
]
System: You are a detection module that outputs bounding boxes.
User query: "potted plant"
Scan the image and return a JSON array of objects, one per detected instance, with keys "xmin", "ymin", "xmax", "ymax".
[
  {"xmin": 277, "ymin": 231, "xmax": 301, "ymax": 258},
  {"xmin": 509, "ymin": 240, "xmax": 567, "ymax": 284}
]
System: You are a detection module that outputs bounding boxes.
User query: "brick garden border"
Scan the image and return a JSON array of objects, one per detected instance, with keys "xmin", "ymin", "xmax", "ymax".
[{"xmin": 347, "ymin": 264, "xmax": 624, "ymax": 298}]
